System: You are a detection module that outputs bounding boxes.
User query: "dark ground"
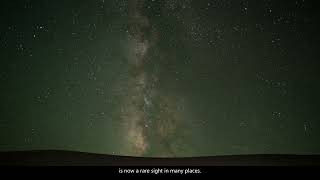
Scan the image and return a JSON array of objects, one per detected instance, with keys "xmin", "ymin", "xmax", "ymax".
[{"xmin": 0, "ymin": 150, "xmax": 320, "ymax": 166}]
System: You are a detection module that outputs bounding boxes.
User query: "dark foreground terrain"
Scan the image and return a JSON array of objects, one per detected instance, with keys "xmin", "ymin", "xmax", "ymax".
[{"xmin": 0, "ymin": 150, "xmax": 319, "ymax": 166}]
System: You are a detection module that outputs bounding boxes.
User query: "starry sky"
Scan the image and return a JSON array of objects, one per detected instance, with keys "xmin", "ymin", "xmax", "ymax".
[{"xmin": 0, "ymin": 0, "xmax": 319, "ymax": 157}]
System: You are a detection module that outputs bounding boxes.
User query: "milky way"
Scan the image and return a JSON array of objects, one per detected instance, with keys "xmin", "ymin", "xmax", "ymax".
[
  {"xmin": 120, "ymin": 0, "xmax": 151, "ymax": 156},
  {"xmin": 115, "ymin": 0, "xmax": 193, "ymax": 157}
]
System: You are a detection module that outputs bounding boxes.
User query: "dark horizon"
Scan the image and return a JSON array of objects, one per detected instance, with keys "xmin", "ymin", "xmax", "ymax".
[{"xmin": 1, "ymin": 150, "xmax": 320, "ymax": 166}]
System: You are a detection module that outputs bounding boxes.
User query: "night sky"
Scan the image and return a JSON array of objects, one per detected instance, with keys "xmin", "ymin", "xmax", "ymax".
[{"xmin": 0, "ymin": 0, "xmax": 319, "ymax": 157}]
